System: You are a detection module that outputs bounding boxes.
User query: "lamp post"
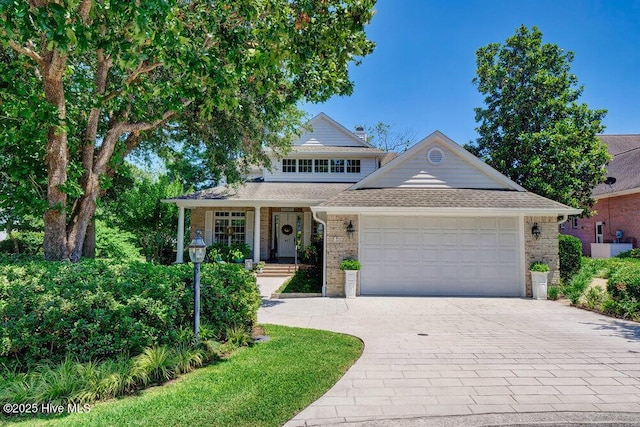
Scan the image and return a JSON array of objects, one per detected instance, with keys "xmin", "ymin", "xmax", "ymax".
[{"xmin": 188, "ymin": 230, "xmax": 207, "ymax": 343}]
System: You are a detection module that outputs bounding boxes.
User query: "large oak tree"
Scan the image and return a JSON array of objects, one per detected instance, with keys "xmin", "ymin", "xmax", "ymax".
[
  {"xmin": 0, "ymin": 0, "xmax": 375, "ymax": 261},
  {"xmin": 466, "ymin": 25, "xmax": 610, "ymax": 212}
]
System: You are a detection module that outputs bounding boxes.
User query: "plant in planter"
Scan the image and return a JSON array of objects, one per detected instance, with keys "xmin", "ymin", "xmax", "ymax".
[
  {"xmin": 254, "ymin": 261, "xmax": 266, "ymax": 273},
  {"xmin": 230, "ymin": 248, "xmax": 245, "ymax": 264},
  {"xmin": 208, "ymin": 247, "xmax": 224, "ymax": 263},
  {"xmin": 340, "ymin": 259, "xmax": 361, "ymax": 298},
  {"xmin": 340, "ymin": 259, "xmax": 361, "ymax": 271},
  {"xmin": 529, "ymin": 261, "xmax": 550, "ymax": 300}
]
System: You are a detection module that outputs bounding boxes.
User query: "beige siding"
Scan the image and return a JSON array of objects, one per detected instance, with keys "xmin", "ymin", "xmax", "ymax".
[
  {"xmin": 361, "ymin": 143, "xmax": 510, "ymax": 189},
  {"xmin": 294, "ymin": 117, "xmax": 364, "ymax": 147},
  {"xmin": 265, "ymin": 157, "xmax": 377, "ymax": 183}
]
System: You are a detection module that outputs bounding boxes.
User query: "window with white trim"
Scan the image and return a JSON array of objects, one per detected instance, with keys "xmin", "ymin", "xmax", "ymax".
[
  {"xmin": 314, "ymin": 159, "xmax": 329, "ymax": 173},
  {"xmin": 346, "ymin": 159, "xmax": 361, "ymax": 173},
  {"xmin": 214, "ymin": 211, "xmax": 246, "ymax": 245},
  {"xmin": 299, "ymin": 159, "xmax": 312, "ymax": 173},
  {"xmin": 331, "ymin": 159, "xmax": 345, "ymax": 173},
  {"xmin": 282, "ymin": 159, "xmax": 296, "ymax": 173}
]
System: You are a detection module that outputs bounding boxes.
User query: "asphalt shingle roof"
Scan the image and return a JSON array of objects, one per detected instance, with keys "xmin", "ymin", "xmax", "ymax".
[
  {"xmin": 169, "ymin": 182, "xmax": 352, "ymax": 201},
  {"xmin": 594, "ymin": 135, "xmax": 640, "ymax": 196},
  {"xmin": 317, "ymin": 188, "xmax": 575, "ymax": 210}
]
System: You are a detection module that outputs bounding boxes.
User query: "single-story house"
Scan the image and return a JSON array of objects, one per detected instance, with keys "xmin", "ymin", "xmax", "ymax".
[
  {"xmin": 561, "ymin": 135, "xmax": 640, "ymax": 257},
  {"xmin": 164, "ymin": 113, "xmax": 580, "ymax": 298}
]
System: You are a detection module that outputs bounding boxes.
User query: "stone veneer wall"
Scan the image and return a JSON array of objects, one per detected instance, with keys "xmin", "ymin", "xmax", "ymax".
[
  {"xmin": 524, "ymin": 216, "xmax": 560, "ymax": 297},
  {"xmin": 325, "ymin": 214, "xmax": 359, "ymax": 297}
]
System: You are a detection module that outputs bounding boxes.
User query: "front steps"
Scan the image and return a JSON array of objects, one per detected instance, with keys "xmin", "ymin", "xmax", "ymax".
[{"xmin": 257, "ymin": 263, "xmax": 298, "ymax": 277}]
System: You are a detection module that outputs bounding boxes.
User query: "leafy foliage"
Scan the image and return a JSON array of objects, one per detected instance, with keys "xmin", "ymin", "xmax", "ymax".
[
  {"xmin": 529, "ymin": 262, "xmax": 549, "ymax": 272},
  {"xmin": 0, "ymin": 231, "xmax": 44, "ymax": 255},
  {"xmin": 0, "ymin": 257, "xmax": 259, "ymax": 370},
  {"xmin": 559, "ymin": 234, "xmax": 583, "ymax": 281},
  {"xmin": 467, "ymin": 25, "xmax": 610, "ymax": 212},
  {"xmin": 616, "ymin": 248, "xmax": 640, "ymax": 259},
  {"xmin": 340, "ymin": 259, "xmax": 362, "ymax": 270},
  {"xmin": 94, "ymin": 220, "xmax": 141, "ymax": 261},
  {"xmin": 103, "ymin": 172, "xmax": 184, "ymax": 264},
  {"xmin": 0, "ymin": 0, "xmax": 376, "ymax": 261}
]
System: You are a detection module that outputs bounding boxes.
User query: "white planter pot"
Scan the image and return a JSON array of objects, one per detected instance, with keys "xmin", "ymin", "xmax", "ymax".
[
  {"xmin": 530, "ymin": 271, "xmax": 549, "ymax": 300},
  {"xmin": 344, "ymin": 270, "xmax": 359, "ymax": 298}
]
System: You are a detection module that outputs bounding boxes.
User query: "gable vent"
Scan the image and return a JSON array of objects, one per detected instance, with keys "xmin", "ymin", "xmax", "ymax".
[{"xmin": 427, "ymin": 147, "xmax": 444, "ymax": 165}]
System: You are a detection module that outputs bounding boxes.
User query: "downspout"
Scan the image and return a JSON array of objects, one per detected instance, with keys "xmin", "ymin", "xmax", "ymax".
[
  {"xmin": 312, "ymin": 209, "xmax": 327, "ymax": 297},
  {"xmin": 558, "ymin": 214, "xmax": 568, "ymax": 225}
]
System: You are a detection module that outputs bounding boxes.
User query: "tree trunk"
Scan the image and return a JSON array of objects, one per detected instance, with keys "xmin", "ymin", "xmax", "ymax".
[
  {"xmin": 67, "ymin": 174, "xmax": 100, "ymax": 262},
  {"xmin": 82, "ymin": 219, "xmax": 96, "ymax": 258},
  {"xmin": 41, "ymin": 55, "xmax": 69, "ymax": 261}
]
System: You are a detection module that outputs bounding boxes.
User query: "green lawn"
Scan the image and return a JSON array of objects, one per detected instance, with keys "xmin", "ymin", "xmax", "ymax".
[{"xmin": 5, "ymin": 325, "xmax": 363, "ymax": 427}]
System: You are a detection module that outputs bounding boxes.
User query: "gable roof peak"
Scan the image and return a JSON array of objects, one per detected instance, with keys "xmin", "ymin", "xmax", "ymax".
[
  {"xmin": 350, "ymin": 130, "xmax": 526, "ymax": 192},
  {"xmin": 305, "ymin": 112, "xmax": 376, "ymax": 148}
]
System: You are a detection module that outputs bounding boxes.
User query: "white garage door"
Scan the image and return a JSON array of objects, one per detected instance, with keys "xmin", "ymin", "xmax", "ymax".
[{"xmin": 360, "ymin": 216, "xmax": 522, "ymax": 296}]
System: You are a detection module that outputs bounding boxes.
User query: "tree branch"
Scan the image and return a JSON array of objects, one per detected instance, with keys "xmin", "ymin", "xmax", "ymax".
[
  {"xmin": 8, "ymin": 40, "xmax": 45, "ymax": 68},
  {"xmin": 102, "ymin": 61, "xmax": 162, "ymax": 104}
]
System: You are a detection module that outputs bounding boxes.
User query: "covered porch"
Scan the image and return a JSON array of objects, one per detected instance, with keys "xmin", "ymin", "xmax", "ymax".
[{"xmin": 164, "ymin": 182, "xmax": 350, "ymax": 263}]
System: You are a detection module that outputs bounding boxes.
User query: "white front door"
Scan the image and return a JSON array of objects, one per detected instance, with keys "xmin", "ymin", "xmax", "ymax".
[{"xmin": 276, "ymin": 212, "xmax": 298, "ymax": 257}]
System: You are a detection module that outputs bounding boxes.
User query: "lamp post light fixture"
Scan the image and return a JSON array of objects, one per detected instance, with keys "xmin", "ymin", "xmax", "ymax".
[{"xmin": 188, "ymin": 230, "xmax": 207, "ymax": 343}]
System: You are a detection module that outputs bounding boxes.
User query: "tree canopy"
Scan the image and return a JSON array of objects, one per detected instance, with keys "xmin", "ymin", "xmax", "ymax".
[
  {"xmin": 466, "ymin": 25, "xmax": 610, "ymax": 213},
  {"xmin": 0, "ymin": 0, "xmax": 376, "ymax": 261}
]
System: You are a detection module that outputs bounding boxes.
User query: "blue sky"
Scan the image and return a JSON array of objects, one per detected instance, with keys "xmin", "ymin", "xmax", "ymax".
[{"xmin": 303, "ymin": 0, "xmax": 640, "ymax": 146}]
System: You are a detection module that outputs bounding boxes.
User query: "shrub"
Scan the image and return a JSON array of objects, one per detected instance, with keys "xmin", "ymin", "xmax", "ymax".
[
  {"xmin": 197, "ymin": 263, "xmax": 261, "ymax": 340},
  {"xmin": 607, "ymin": 263, "xmax": 640, "ymax": 301},
  {"xmin": 95, "ymin": 220, "xmax": 142, "ymax": 261},
  {"xmin": 0, "ymin": 257, "xmax": 259, "ymax": 370},
  {"xmin": 529, "ymin": 261, "xmax": 549, "ymax": 272},
  {"xmin": 0, "ymin": 231, "xmax": 44, "ymax": 255},
  {"xmin": 340, "ymin": 259, "xmax": 361, "ymax": 270},
  {"xmin": 547, "ymin": 286, "xmax": 560, "ymax": 300},
  {"xmin": 559, "ymin": 234, "xmax": 582, "ymax": 281},
  {"xmin": 616, "ymin": 248, "xmax": 640, "ymax": 259}
]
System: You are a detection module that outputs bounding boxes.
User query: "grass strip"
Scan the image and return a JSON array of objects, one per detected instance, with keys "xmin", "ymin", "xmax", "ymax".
[{"xmin": 4, "ymin": 325, "xmax": 362, "ymax": 427}]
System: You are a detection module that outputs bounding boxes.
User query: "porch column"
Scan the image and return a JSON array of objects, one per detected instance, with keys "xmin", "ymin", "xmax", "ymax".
[
  {"xmin": 253, "ymin": 206, "xmax": 261, "ymax": 263},
  {"xmin": 176, "ymin": 205, "xmax": 185, "ymax": 263}
]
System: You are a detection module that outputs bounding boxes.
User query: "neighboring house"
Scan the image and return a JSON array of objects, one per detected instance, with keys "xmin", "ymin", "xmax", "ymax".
[
  {"xmin": 165, "ymin": 113, "xmax": 580, "ymax": 298},
  {"xmin": 561, "ymin": 135, "xmax": 640, "ymax": 256}
]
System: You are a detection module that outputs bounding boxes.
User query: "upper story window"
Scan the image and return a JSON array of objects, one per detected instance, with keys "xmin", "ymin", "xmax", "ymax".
[
  {"xmin": 331, "ymin": 159, "xmax": 345, "ymax": 173},
  {"xmin": 282, "ymin": 159, "xmax": 297, "ymax": 173},
  {"xmin": 281, "ymin": 158, "xmax": 361, "ymax": 174},
  {"xmin": 298, "ymin": 159, "xmax": 313, "ymax": 173},
  {"xmin": 314, "ymin": 159, "xmax": 329, "ymax": 173},
  {"xmin": 346, "ymin": 159, "xmax": 361, "ymax": 173}
]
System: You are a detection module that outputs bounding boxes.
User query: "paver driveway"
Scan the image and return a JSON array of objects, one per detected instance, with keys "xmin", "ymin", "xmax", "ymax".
[{"xmin": 258, "ymin": 294, "xmax": 640, "ymax": 426}]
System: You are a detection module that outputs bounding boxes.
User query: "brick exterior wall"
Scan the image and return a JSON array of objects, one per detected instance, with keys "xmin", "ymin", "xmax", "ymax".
[
  {"xmin": 325, "ymin": 214, "xmax": 359, "ymax": 297},
  {"xmin": 524, "ymin": 216, "xmax": 560, "ymax": 298},
  {"xmin": 561, "ymin": 193, "xmax": 640, "ymax": 256}
]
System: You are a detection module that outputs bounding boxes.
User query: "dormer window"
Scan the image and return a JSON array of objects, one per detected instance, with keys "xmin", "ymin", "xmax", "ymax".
[
  {"xmin": 281, "ymin": 158, "xmax": 361, "ymax": 174},
  {"xmin": 346, "ymin": 159, "xmax": 361, "ymax": 173},
  {"xmin": 314, "ymin": 159, "xmax": 329, "ymax": 173},
  {"xmin": 331, "ymin": 159, "xmax": 345, "ymax": 173},
  {"xmin": 299, "ymin": 159, "xmax": 312, "ymax": 173},
  {"xmin": 282, "ymin": 159, "xmax": 297, "ymax": 173}
]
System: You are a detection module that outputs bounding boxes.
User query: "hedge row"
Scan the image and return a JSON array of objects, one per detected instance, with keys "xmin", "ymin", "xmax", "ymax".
[{"xmin": 0, "ymin": 255, "xmax": 260, "ymax": 370}]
